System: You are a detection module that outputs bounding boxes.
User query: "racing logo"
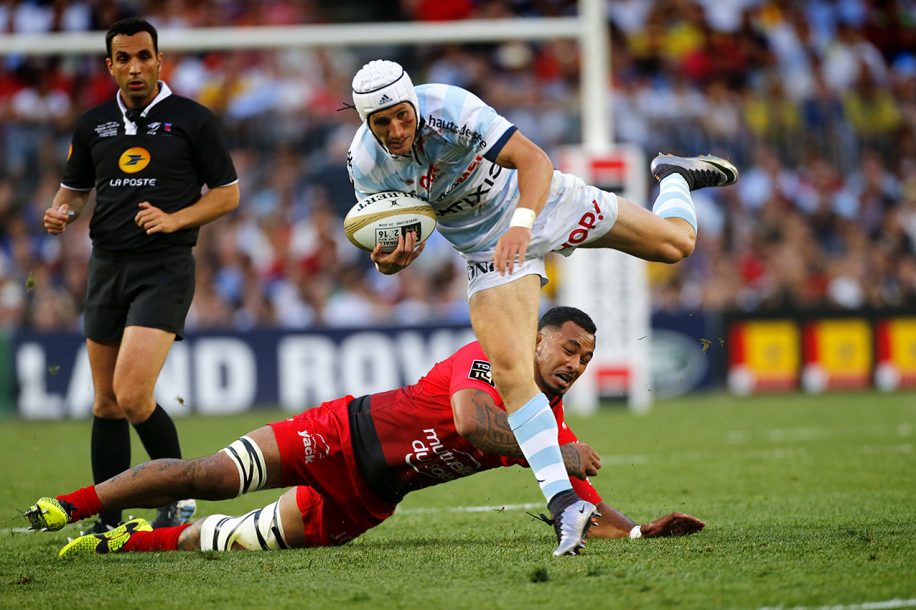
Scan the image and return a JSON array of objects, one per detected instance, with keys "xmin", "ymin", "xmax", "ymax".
[
  {"xmin": 118, "ymin": 147, "xmax": 150, "ymax": 174},
  {"xmin": 468, "ymin": 360, "xmax": 494, "ymax": 386}
]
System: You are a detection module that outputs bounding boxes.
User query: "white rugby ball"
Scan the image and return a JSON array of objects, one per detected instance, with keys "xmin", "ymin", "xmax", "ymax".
[{"xmin": 344, "ymin": 191, "xmax": 437, "ymax": 253}]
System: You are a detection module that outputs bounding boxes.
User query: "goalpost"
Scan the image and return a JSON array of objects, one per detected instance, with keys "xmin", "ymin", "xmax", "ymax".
[{"xmin": 0, "ymin": 0, "xmax": 651, "ymax": 412}]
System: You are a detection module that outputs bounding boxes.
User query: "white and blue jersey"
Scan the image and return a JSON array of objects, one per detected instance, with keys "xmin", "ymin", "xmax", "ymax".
[
  {"xmin": 348, "ymin": 83, "xmax": 619, "ymax": 294},
  {"xmin": 348, "ymin": 84, "xmax": 522, "ymax": 256}
]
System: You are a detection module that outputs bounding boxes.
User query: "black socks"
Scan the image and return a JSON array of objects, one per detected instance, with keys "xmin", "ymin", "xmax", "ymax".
[{"xmin": 91, "ymin": 416, "xmax": 130, "ymax": 526}]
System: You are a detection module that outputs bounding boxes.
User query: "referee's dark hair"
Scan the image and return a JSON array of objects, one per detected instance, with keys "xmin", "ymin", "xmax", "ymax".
[
  {"xmin": 106, "ymin": 18, "xmax": 159, "ymax": 58},
  {"xmin": 538, "ymin": 306, "xmax": 597, "ymax": 335}
]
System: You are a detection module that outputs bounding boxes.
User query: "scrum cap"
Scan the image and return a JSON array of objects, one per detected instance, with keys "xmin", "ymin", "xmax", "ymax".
[{"xmin": 352, "ymin": 60, "xmax": 420, "ymax": 122}]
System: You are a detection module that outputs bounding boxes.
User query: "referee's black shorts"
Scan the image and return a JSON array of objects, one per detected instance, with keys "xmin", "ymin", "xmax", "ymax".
[{"xmin": 84, "ymin": 248, "xmax": 196, "ymax": 343}]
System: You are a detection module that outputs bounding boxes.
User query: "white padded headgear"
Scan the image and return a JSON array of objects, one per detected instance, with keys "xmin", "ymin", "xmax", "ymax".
[{"xmin": 352, "ymin": 60, "xmax": 420, "ymax": 122}]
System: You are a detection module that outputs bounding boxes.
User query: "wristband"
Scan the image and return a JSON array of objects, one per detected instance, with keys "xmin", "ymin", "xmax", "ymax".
[
  {"xmin": 629, "ymin": 525, "xmax": 642, "ymax": 539},
  {"xmin": 509, "ymin": 207, "xmax": 536, "ymax": 230}
]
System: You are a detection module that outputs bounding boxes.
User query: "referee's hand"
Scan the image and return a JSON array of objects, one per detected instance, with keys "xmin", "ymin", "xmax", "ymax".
[
  {"xmin": 135, "ymin": 201, "xmax": 178, "ymax": 234},
  {"xmin": 44, "ymin": 204, "xmax": 71, "ymax": 235}
]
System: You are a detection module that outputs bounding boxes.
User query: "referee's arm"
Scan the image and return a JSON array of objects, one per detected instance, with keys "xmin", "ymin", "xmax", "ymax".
[
  {"xmin": 45, "ymin": 186, "xmax": 92, "ymax": 234},
  {"xmin": 135, "ymin": 183, "xmax": 239, "ymax": 235}
]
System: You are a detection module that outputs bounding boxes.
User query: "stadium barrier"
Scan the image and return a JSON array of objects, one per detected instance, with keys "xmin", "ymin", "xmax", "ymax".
[
  {"xmin": 6, "ymin": 311, "xmax": 911, "ymax": 419},
  {"xmin": 4, "ymin": 313, "xmax": 713, "ymax": 420},
  {"xmin": 725, "ymin": 310, "xmax": 916, "ymax": 395}
]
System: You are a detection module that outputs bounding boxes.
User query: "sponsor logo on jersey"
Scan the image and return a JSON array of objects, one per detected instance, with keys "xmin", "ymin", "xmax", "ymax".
[
  {"xmin": 426, "ymin": 115, "xmax": 486, "ymax": 150},
  {"xmin": 405, "ymin": 428, "xmax": 481, "ymax": 481},
  {"xmin": 468, "ymin": 360, "xmax": 494, "ymax": 386},
  {"xmin": 452, "ymin": 155, "xmax": 483, "ymax": 189},
  {"xmin": 94, "ymin": 121, "xmax": 119, "ymax": 138},
  {"xmin": 466, "ymin": 261, "xmax": 496, "ymax": 282},
  {"xmin": 297, "ymin": 429, "xmax": 330, "ymax": 464},
  {"xmin": 419, "ymin": 164, "xmax": 440, "ymax": 190},
  {"xmin": 67, "ymin": 144, "xmax": 72, "ymax": 161},
  {"xmin": 109, "ymin": 177, "xmax": 157, "ymax": 187},
  {"xmin": 145, "ymin": 121, "xmax": 162, "ymax": 135},
  {"xmin": 164, "ymin": 122, "xmax": 172, "ymax": 133},
  {"xmin": 556, "ymin": 199, "xmax": 606, "ymax": 250},
  {"xmin": 118, "ymin": 147, "xmax": 151, "ymax": 174},
  {"xmin": 436, "ymin": 163, "xmax": 503, "ymax": 215}
]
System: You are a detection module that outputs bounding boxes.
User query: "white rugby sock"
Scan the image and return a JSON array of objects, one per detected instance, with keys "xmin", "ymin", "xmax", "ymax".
[
  {"xmin": 652, "ymin": 173, "xmax": 697, "ymax": 234},
  {"xmin": 507, "ymin": 393, "xmax": 572, "ymax": 502}
]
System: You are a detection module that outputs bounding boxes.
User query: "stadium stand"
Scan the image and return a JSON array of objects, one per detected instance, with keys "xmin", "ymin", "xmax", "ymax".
[{"xmin": 1, "ymin": 0, "xmax": 914, "ymax": 333}]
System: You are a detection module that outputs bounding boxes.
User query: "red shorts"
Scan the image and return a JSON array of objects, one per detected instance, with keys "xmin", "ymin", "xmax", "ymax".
[{"xmin": 269, "ymin": 396, "xmax": 396, "ymax": 546}]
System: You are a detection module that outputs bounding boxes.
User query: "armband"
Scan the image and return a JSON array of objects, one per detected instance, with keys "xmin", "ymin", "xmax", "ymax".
[
  {"xmin": 509, "ymin": 207, "xmax": 536, "ymax": 230},
  {"xmin": 629, "ymin": 525, "xmax": 643, "ymax": 539}
]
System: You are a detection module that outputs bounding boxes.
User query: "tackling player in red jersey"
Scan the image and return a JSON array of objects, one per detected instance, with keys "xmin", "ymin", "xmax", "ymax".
[{"xmin": 25, "ymin": 307, "xmax": 704, "ymax": 557}]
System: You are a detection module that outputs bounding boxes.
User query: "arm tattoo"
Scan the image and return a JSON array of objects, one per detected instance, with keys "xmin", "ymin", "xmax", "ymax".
[
  {"xmin": 466, "ymin": 390, "xmax": 524, "ymax": 458},
  {"xmin": 560, "ymin": 444, "xmax": 582, "ymax": 477}
]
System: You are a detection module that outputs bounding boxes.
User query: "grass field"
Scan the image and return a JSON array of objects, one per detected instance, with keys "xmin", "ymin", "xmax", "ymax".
[{"xmin": 1, "ymin": 391, "xmax": 914, "ymax": 610}]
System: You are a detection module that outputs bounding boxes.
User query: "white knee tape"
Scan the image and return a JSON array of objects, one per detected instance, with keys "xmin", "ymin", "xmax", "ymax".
[
  {"xmin": 198, "ymin": 501, "xmax": 288, "ymax": 552},
  {"xmin": 221, "ymin": 435, "xmax": 268, "ymax": 496}
]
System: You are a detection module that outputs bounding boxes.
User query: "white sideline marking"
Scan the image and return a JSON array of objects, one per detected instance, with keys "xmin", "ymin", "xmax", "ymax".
[
  {"xmin": 759, "ymin": 599, "xmax": 916, "ymax": 610},
  {"xmin": 11, "ymin": 502, "xmax": 544, "ymax": 531},
  {"xmin": 728, "ymin": 423, "xmax": 913, "ymax": 446},
  {"xmin": 399, "ymin": 502, "xmax": 541, "ymax": 515}
]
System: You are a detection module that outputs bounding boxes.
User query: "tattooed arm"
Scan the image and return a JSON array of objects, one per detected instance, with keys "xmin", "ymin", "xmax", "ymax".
[{"xmin": 450, "ymin": 388, "xmax": 599, "ymax": 479}]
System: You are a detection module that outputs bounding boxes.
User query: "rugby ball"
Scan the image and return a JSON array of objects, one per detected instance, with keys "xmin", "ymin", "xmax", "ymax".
[{"xmin": 344, "ymin": 191, "xmax": 437, "ymax": 253}]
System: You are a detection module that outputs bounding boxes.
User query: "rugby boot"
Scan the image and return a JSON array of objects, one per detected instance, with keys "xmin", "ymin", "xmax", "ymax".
[
  {"xmin": 151, "ymin": 499, "xmax": 197, "ymax": 529},
  {"xmin": 59, "ymin": 517, "xmax": 152, "ymax": 558},
  {"xmin": 23, "ymin": 497, "xmax": 72, "ymax": 532},
  {"xmin": 650, "ymin": 154, "xmax": 739, "ymax": 190},
  {"xmin": 552, "ymin": 499, "xmax": 598, "ymax": 556}
]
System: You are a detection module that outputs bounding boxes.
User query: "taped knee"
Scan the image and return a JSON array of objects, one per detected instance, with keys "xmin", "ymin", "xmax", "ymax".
[
  {"xmin": 221, "ymin": 435, "xmax": 268, "ymax": 496},
  {"xmin": 198, "ymin": 501, "xmax": 288, "ymax": 551}
]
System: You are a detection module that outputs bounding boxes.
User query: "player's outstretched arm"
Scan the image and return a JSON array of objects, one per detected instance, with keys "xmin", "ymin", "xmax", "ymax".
[
  {"xmin": 451, "ymin": 388, "xmax": 598, "ymax": 478},
  {"xmin": 589, "ymin": 502, "xmax": 706, "ymax": 539}
]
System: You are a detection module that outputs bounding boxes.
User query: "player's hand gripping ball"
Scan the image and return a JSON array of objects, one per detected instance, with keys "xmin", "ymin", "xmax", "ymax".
[{"xmin": 344, "ymin": 191, "xmax": 437, "ymax": 253}]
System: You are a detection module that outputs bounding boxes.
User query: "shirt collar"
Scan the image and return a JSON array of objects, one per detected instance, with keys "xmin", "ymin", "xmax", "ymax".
[{"xmin": 118, "ymin": 81, "xmax": 172, "ymax": 135}]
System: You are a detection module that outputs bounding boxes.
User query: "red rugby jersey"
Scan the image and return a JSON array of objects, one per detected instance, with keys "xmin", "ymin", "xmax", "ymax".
[{"xmin": 348, "ymin": 341, "xmax": 601, "ymax": 505}]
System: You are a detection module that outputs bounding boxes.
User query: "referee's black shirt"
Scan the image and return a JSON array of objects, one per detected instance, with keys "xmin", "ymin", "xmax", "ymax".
[{"xmin": 62, "ymin": 83, "xmax": 238, "ymax": 253}]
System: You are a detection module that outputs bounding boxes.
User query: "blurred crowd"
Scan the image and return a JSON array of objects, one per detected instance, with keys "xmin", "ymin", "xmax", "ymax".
[{"xmin": 1, "ymin": 0, "xmax": 915, "ymax": 334}]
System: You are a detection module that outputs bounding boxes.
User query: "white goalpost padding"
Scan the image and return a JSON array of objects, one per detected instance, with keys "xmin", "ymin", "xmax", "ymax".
[{"xmin": 1, "ymin": 0, "xmax": 652, "ymax": 412}]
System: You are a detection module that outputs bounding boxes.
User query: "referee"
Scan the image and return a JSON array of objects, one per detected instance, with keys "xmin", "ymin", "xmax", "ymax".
[{"xmin": 42, "ymin": 18, "xmax": 239, "ymax": 532}]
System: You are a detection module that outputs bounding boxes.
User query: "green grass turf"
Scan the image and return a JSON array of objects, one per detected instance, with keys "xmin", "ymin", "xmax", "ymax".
[{"xmin": 1, "ymin": 391, "xmax": 914, "ymax": 609}]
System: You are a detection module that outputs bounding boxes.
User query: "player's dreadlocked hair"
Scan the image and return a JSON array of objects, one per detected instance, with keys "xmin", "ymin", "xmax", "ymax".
[{"xmin": 537, "ymin": 306, "xmax": 597, "ymax": 335}]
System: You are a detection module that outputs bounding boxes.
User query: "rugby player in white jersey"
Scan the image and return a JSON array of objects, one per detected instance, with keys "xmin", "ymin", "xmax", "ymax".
[{"xmin": 347, "ymin": 60, "xmax": 736, "ymax": 556}]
